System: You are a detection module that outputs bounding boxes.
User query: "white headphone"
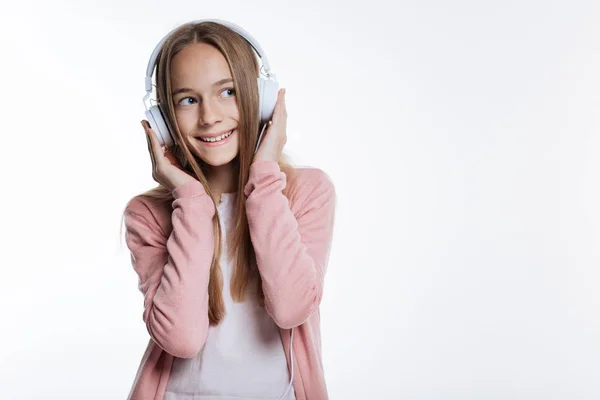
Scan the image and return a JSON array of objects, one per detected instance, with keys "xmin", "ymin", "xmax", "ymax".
[
  {"xmin": 144, "ymin": 20, "xmax": 294, "ymax": 399},
  {"xmin": 142, "ymin": 18, "xmax": 279, "ymax": 153}
]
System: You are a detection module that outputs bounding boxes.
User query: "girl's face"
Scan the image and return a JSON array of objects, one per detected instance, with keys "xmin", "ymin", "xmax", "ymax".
[{"xmin": 170, "ymin": 42, "xmax": 240, "ymax": 167}]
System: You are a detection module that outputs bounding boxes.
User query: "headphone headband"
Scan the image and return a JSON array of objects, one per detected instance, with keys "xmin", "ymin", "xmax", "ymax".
[{"xmin": 144, "ymin": 18, "xmax": 272, "ymax": 93}]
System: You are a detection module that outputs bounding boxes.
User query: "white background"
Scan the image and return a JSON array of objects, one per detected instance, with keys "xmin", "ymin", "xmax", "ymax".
[{"xmin": 1, "ymin": 0, "xmax": 599, "ymax": 399}]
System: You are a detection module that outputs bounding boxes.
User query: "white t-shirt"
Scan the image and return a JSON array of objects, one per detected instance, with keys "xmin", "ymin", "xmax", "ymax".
[{"xmin": 164, "ymin": 192, "xmax": 295, "ymax": 400}]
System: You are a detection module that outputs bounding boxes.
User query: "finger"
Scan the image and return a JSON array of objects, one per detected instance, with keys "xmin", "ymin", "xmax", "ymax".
[
  {"xmin": 280, "ymin": 89, "xmax": 287, "ymax": 118},
  {"xmin": 144, "ymin": 130, "xmax": 153, "ymax": 166},
  {"xmin": 142, "ymin": 121, "xmax": 157, "ymax": 168},
  {"xmin": 143, "ymin": 123, "xmax": 153, "ymax": 159},
  {"xmin": 145, "ymin": 123, "xmax": 165, "ymax": 162},
  {"xmin": 273, "ymin": 89, "xmax": 286, "ymax": 122},
  {"xmin": 282, "ymin": 89, "xmax": 287, "ymax": 118}
]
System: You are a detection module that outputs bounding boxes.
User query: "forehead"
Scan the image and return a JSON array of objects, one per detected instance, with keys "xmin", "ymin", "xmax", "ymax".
[{"xmin": 170, "ymin": 42, "xmax": 232, "ymax": 87}]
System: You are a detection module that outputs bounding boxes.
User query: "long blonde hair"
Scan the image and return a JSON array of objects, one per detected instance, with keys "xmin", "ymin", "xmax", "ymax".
[{"xmin": 119, "ymin": 21, "xmax": 298, "ymax": 325}]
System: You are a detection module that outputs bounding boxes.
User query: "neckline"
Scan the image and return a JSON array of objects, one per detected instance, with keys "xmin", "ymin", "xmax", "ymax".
[{"xmin": 218, "ymin": 191, "xmax": 237, "ymax": 206}]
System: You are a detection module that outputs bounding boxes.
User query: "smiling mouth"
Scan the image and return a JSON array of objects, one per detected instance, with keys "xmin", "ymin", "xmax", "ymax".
[{"xmin": 197, "ymin": 129, "xmax": 234, "ymax": 143}]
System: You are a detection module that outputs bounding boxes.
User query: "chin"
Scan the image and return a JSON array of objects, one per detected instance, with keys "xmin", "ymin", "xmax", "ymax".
[
  {"xmin": 202, "ymin": 156, "xmax": 238, "ymax": 167},
  {"xmin": 192, "ymin": 149, "xmax": 239, "ymax": 167}
]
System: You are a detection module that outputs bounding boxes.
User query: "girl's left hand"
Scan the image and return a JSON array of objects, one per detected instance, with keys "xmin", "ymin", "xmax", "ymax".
[{"xmin": 253, "ymin": 88, "xmax": 287, "ymax": 163}]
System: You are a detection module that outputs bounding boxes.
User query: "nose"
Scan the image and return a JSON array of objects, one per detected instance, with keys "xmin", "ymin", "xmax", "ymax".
[{"xmin": 197, "ymin": 98, "xmax": 223, "ymax": 126}]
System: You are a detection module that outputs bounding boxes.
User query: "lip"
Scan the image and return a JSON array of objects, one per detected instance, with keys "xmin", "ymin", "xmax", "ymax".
[
  {"xmin": 196, "ymin": 128, "xmax": 236, "ymax": 139},
  {"xmin": 196, "ymin": 129, "xmax": 235, "ymax": 147}
]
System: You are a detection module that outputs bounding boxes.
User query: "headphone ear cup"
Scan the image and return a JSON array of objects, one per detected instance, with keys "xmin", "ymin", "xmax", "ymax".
[
  {"xmin": 257, "ymin": 77, "xmax": 279, "ymax": 124},
  {"xmin": 145, "ymin": 104, "xmax": 175, "ymax": 148}
]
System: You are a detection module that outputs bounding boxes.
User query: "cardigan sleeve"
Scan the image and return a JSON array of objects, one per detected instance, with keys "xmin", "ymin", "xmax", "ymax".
[
  {"xmin": 123, "ymin": 179, "xmax": 216, "ymax": 358},
  {"xmin": 244, "ymin": 160, "xmax": 336, "ymax": 329}
]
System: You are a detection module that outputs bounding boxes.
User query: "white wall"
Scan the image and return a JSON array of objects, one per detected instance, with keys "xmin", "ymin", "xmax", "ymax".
[{"xmin": 1, "ymin": 0, "xmax": 599, "ymax": 398}]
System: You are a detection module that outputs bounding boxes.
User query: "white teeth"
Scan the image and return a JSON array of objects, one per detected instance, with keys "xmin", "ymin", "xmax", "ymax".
[{"xmin": 200, "ymin": 130, "xmax": 233, "ymax": 143}]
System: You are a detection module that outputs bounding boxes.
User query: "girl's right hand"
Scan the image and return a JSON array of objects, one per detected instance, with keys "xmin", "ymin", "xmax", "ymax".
[{"xmin": 142, "ymin": 120, "xmax": 196, "ymax": 192}]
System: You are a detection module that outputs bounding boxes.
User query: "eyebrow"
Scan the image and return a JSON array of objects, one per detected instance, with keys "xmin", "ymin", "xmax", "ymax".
[{"xmin": 171, "ymin": 78, "xmax": 234, "ymax": 96}]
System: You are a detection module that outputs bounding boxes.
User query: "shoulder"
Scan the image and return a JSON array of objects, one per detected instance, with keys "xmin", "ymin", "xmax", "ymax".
[
  {"xmin": 293, "ymin": 166, "xmax": 335, "ymax": 193},
  {"xmin": 287, "ymin": 165, "xmax": 336, "ymax": 214},
  {"xmin": 123, "ymin": 192, "xmax": 172, "ymax": 237}
]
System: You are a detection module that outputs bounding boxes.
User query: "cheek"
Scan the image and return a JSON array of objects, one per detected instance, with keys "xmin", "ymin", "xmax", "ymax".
[
  {"xmin": 226, "ymin": 101, "xmax": 240, "ymax": 119},
  {"xmin": 230, "ymin": 131, "xmax": 241, "ymax": 154},
  {"xmin": 174, "ymin": 110, "xmax": 199, "ymax": 135}
]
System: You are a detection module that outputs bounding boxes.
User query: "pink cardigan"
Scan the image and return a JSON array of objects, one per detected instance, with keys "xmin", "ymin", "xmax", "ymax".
[{"xmin": 123, "ymin": 160, "xmax": 336, "ymax": 400}]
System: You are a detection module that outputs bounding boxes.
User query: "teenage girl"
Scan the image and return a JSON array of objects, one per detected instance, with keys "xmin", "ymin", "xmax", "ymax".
[{"xmin": 121, "ymin": 20, "xmax": 336, "ymax": 400}]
